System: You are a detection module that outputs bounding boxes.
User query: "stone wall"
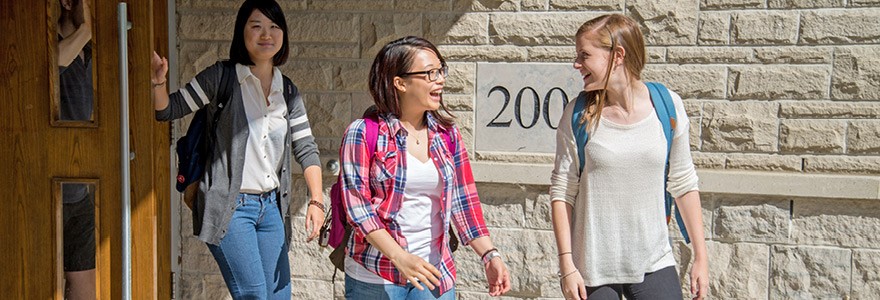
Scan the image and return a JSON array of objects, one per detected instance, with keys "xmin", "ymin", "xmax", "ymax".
[{"xmin": 174, "ymin": 0, "xmax": 880, "ymax": 299}]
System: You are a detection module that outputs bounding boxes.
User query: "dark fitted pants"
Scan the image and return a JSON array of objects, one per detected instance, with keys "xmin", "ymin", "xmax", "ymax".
[{"xmin": 586, "ymin": 266, "xmax": 683, "ymax": 300}]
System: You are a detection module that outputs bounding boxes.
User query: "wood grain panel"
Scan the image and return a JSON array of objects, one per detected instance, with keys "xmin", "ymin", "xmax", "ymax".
[
  {"xmin": 129, "ymin": 0, "xmax": 159, "ymax": 298},
  {"xmin": 92, "ymin": 1, "xmax": 123, "ymax": 298},
  {"xmin": 0, "ymin": 0, "xmax": 55, "ymax": 298},
  {"xmin": 151, "ymin": 1, "xmax": 173, "ymax": 298}
]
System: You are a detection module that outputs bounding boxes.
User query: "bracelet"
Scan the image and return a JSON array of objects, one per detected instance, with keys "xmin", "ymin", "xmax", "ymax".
[
  {"xmin": 308, "ymin": 199, "xmax": 325, "ymax": 211},
  {"xmin": 558, "ymin": 269, "xmax": 579, "ymax": 280},
  {"xmin": 480, "ymin": 248, "xmax": 498, "ymax": 261},
  {"xmin": 557, "ymin": 251, "xmax": 571, "ymax": 257},
  {"xmin": 151, "ymin": 80, "xmax": 166, "ymax": 88},
  {"xmin": 481, "ymin": 249, "xmax": 502, "ymax": 265}
]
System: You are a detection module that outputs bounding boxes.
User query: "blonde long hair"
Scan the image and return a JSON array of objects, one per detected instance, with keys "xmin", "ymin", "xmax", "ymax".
[{"xmin": 575, "ymin": 14, "xmax": 647, "ymax": 130}]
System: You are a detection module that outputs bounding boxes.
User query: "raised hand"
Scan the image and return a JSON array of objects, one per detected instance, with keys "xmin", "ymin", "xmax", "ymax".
[{"xmin": 150, "ymin": 51, "xmax": 168, "ymax": 85}]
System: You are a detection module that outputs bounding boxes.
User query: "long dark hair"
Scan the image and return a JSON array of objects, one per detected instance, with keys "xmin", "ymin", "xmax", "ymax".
[
  {"xmin": 368, "ymin": 36, "xmax": 455, "ymax": 128},
  {"xmin": 229, "ymin": 0, "xmax": 290, "ymax": 66}
]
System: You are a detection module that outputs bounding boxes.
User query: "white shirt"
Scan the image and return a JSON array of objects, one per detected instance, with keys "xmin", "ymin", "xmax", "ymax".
[
  {"xmin": 549, "ymin": 89, "xmax": 699, "ymax": 286},
  {"xmin": 345, "ymin": 151, "xmax": 445, "ymax": 284},
  {"xmin": 237, "ymin": 64, "xmax": 288, "ymax": 193}
]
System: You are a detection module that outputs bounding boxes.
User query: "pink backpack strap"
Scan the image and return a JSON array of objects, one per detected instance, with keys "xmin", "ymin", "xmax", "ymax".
[
  {"xmin": 363, "ymin": 114, "xmax": 380, "ymax": 155},
  {"xmin": 440, "ymin": 127, "xmax": 455, "ymax": 154}
]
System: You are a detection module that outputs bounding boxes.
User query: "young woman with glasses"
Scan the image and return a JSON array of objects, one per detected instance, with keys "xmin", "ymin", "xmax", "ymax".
[{"xmin": 338, "ymin": 36, "xmax": 511, "ymax": 299}]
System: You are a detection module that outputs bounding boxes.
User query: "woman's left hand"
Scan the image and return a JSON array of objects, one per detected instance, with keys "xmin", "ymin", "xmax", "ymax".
[
  {"xmin": 304, "ymin": 203, "xmax": 324, "ymax": 242},
  {"xmin": 484, "ymin": 257, "xmax": 511, "ymax": 296},
  {"xmin": 690, "ymin": 256, "xmax": 709, "ymax": 300}
]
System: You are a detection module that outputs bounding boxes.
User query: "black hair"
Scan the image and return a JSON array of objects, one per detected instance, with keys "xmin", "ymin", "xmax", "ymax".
[{"xmin": 229, "ymin": 0, "xmax": 289, "ymax": 66}]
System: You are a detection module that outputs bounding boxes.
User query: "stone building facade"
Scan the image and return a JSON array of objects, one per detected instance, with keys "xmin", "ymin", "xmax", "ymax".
[{"xmin": 173, "ymin": 0, "xmax": 880, "ymax": 299}]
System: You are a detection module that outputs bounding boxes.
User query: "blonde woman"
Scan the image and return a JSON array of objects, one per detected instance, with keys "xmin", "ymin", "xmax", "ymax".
[{"xmin": 550, "ymin": 14, "xmax": 709, "ymax": 300}]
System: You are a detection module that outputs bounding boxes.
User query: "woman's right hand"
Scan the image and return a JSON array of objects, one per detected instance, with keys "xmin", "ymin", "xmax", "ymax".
[
  {"xmin": 389, "ymin": 252, "xmax": 441, "ymax": 291},
  {"xmin": 560, "ymin": 269, "xmax": 587, "ymax": 300},
  {"xmin": 151, "ymin": 51, "xmax": 168, "ymax": 84}
]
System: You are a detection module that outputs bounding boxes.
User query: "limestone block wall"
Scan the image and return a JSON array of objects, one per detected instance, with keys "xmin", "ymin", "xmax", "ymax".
[{"xmin": 173, "ymin": 0, "xmax": 880, "ymax": 299}]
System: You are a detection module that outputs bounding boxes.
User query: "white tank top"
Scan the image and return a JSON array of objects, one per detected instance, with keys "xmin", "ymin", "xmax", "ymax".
[{"xmin": 344, "ymin": 151, "xmax": 444, "ymax": 284}]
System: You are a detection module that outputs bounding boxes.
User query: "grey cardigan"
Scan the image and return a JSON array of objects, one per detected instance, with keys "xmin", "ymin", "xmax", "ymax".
[{"xmin": 156, "ymin": 61, "xmax": 320, "ymax": 245}]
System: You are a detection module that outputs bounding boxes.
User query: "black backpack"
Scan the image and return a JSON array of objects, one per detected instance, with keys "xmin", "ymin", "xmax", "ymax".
[{"xmin": 175, "ymin": 61, "xmax": 295, "ymax": 208}]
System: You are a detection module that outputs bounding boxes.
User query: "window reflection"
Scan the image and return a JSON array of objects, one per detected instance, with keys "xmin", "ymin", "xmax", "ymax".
[
  {"xmin": 58, "ymin": 181, "xmax": 96, "ymax": 300},
  {"xmin": 56, "ymin": 0, "xmax": 94, "ymax": 124}
]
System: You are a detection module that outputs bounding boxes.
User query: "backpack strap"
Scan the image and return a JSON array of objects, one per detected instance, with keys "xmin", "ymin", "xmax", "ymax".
[
  {"xmin": 200, "ymin": 61, "xmax": 236, "ymax": 185},
  {"xmin": 646, "ymin": 82, "xmax": 690, "ymax": 244},
  {"xmin": 282, "ymin": 75, "xmax": 295, "ymax": 104},
  {"xmin": 571, "ymin": 91, "xmax": 589, "ymax": 176},
  {"xmin": 215, "ymin": 61, "xmax": 235, "ymax": 111},
  {"xmin": 207, "ymin": 61, "xmax": 236, "ymax": 138},
  {"xmin": 362, "ymin": 114, "xmax": 380, "ymax": 157},
  {"xmin": 440, "ymin": 129, "xmax": 455, "ymax": 155}
]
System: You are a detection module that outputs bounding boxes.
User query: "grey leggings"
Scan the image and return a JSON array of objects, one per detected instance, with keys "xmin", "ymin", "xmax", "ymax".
[{"xmin": 586, "ymin": 266, "xmax": 684, "ymax": 300}]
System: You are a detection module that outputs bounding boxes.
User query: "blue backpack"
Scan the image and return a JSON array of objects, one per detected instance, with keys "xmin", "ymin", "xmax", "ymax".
[{"xmin": 571, "ymin": 82, "xmax": 690, "ymax": 243}]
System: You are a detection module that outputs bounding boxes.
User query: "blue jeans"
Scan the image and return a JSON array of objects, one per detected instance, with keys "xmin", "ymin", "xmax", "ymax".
[
  {"xmin": 344, "ymin": 274, "xmax": 455, "ymax": 300},
  {"xmin": 207, "ymin": 191, "xmax": 290, "ymax": 300}
]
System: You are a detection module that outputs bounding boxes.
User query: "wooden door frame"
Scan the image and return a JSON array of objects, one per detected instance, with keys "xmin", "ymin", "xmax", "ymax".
[
  {"xmin": 128, "ymin": 0, "xmax": 172, "ymax": 298},
  {"xmin": 0, "ymin": 0, "xmax": 170, "ymax": 298},
  {"xmin": 92, "ymin": 0, "xmax": 173, "ymax": 298}
]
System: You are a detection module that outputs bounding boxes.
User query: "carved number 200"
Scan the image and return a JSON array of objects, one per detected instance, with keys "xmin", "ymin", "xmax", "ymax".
[{"xmin": 486, "ymin": 86, "xmax": 570, "ymax": 129}]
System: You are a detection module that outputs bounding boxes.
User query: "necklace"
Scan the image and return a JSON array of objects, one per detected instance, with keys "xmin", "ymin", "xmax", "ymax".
[
  {"xmin": 402, "ymin": 118, "xmax": 427, "ymax": 145},
  {"xmin": 405, "ymin": 125, "xmax": 424, "ymax": 145},
  {"xmin": 412, "ymin": 130, "xmax": 422, "ymax": 145}
]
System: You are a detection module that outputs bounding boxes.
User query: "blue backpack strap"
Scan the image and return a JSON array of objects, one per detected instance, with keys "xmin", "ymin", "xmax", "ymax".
[
  {"xmin": 571, "ymin": 91, "xmax": 589, "ymax": 176},
  {"xmin": 646, "ymin": 82, "xmax": 690, "ymax": 244}
]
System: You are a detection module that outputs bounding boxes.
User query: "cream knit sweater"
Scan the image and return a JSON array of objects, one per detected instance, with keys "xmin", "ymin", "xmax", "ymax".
[{"xmin": 549, "ymin": 89, "xmax": 699, "ymax": 286}]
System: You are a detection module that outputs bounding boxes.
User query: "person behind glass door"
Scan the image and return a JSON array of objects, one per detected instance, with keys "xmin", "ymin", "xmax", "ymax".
[
  {"xmin": 58, "ymin": 0, "xmax": 95, "ymax": 299},
  {"xmin": 549, "ymin": 14, "xmax": 710, "ymax": 300},
  {"xmin": 150, "ymin": 1, "xmax": 324, "ymax": 298},
  {"xmin": 339, "ymin": 36, "xmax": 511, "ymax": 300}
]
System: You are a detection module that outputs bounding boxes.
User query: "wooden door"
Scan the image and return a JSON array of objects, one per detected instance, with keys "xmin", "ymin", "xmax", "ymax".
[{"xmin": 0, "ymin": 0, "xmax": 171, "ymax": 298}]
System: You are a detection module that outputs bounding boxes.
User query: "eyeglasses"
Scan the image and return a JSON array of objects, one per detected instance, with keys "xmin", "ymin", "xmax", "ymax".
[{"xmin": 399, "ymin": 66, "xmax": 448, "ymax": 82}]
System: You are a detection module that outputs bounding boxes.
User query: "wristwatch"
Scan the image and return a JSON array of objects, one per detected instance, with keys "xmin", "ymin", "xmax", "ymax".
[{"xmin": 482, "ymin": 250, "xmax": 502, "ymax": 265}]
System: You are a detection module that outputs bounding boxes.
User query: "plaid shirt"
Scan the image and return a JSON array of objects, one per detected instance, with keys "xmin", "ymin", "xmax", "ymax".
[{"xmin": 340, "ymin": 112, "xmax": 489, "ymax": 293}]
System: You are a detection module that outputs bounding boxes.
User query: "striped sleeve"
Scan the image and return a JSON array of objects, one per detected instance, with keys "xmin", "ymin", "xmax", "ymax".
[
  {"xmin": 155, "ymin": 61, "xmax": 223, "ymax": 121},
  {"xmin": 285, "ymin": 79, "xmax": 321, "ymax": 169}
]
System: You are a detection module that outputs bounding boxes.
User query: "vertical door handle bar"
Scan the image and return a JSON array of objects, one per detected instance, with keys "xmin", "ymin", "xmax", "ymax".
[{"xmin": 117, "ymin": 3, "xmax": 132, "ymax": 300}]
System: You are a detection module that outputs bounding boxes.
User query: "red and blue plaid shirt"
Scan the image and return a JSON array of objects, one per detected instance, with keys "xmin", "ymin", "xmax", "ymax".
[{"xmin": 340, "ymin": 112, "xmax": 489, "ymax": 293}]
